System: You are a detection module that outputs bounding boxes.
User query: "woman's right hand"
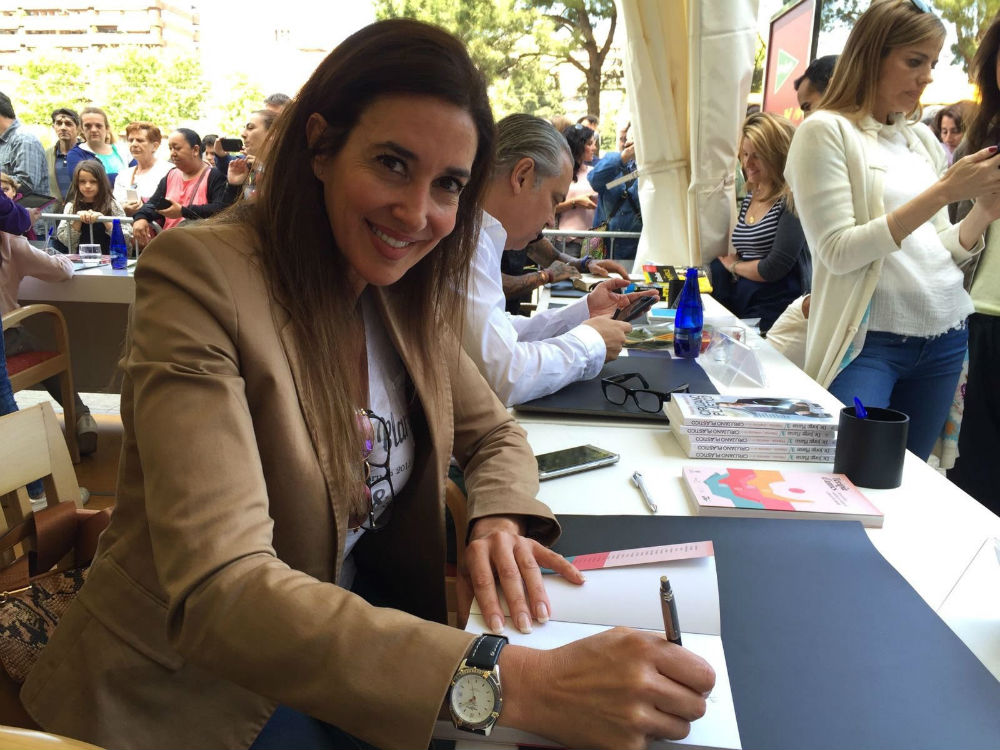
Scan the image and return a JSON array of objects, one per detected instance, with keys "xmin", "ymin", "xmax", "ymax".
[
  {"xmin": 122, "ymin": 200, "xmax": 142, "ymax": 217},
  {"xmin": 501, "ymin": 628, "xmax": 715, "ymax": 749},
  {"xmin": 227, "ymin": 157, "xmax": 250, "ymax": 186},
  {"xmin": 133, "ymin": 218, "xmax": 153, "ymax": 248},
  {"xmin": 941, "ymin": 145, "xmax": 1000, "ymax": 203}
]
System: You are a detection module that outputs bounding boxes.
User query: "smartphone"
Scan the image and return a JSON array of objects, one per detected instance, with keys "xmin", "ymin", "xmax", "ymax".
[
  {"xmin": 125, "ymin": 188, "xmax": 139, "ymax": 204},
  {"xmin": 154, "ymin": 197, "xmax": 173, "ymax": 210},
  {"xmin": 220, "ymin": 137, "xmax": 244, "ymax": 152},
  {"xmin": 613, "ymin": 295, "xmax": 657, "ymax": 322},
  {"xmin": 16, "ymin": 193, "xmax": 57, "ymax": 210},
  {"xmin": 536, "ymin": 444, "xmax": 619, "ymax": 481}
]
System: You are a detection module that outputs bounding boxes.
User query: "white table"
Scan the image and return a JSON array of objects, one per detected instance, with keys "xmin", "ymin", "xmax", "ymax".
[
  {"xmin": 517, "ymin": 291, "xmax": 1000, "ymax": 680},
  {"xmin": 17, "ymin": 265, "xmax": 135, "ymax": 392}
]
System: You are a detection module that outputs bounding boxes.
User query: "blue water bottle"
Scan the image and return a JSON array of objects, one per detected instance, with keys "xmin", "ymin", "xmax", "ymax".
[
  {"xmin": 673, "ymin": 267, "xmax": 703, "ymax": 359},
  {"xmin": 110, "ymin": 218, "xmax": 128, "ymax": 270}
]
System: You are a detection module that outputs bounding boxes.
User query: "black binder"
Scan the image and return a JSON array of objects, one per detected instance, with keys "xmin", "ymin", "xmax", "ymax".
[
  {"xmin": 553, "ymin": 514, "xmax": 1000, "ymax": 749},
  {"xmin": 515, "ymin": 350, "xmax": 718, "ymax": 421}
]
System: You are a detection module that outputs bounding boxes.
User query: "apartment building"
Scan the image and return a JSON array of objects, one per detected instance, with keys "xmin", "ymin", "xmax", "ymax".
[{"xmin": 0, "ymin": 1, "xmax": 200, "ymax": 72}]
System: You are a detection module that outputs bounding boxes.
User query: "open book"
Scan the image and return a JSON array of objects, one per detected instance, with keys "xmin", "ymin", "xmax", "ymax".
[{"xmin": 434, "ymin": 543, "xmax": 741, "ymax": 750}]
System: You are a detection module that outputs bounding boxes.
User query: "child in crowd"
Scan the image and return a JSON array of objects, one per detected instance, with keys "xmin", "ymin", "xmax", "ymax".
[{"xmin": 56, "ymin": 160, "xmax": 130, "ymax": 254}]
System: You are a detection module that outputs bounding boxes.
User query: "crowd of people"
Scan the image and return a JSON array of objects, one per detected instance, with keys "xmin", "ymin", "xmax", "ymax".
[{"xmin": 0, "ymin": 1, "xmax": 997, "ymax": 748}]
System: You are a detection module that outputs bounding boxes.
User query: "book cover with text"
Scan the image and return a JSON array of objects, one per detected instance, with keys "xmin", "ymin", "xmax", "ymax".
[
  {"xmin": 682, "ymin": 466, "xmax": 883, "ymax": 527},
  {"xmin": 668, "ymin": 394, "xmax": 838, "ymax": 430}
]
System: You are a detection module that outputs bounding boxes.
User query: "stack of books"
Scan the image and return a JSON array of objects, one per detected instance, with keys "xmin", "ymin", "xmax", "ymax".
[{"xmin": 665, "ymin": 393, "xmax": 837, "ymax": 462}]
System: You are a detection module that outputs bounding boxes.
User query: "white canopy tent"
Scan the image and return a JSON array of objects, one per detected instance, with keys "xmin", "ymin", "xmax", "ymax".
[{"xmin": 619, "ymin": 0, "xmax": 760, "ymax": 267}]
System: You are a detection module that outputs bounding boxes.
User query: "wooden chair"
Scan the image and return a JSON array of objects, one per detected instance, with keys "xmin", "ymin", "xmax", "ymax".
[
  {"xmin": 0, "ymin": 725, "xmax": 103, "ymax": 749},
  {"xmin": 444, "ymin": 479, "xmax": 470, "ymax": 628},
  {"xmin": 2, "ymin": 306, "xmax": 79, "ymax": 463},
  {"xmin": 0, "ymin": 403, "xmax": 94, "ymax": 732}
]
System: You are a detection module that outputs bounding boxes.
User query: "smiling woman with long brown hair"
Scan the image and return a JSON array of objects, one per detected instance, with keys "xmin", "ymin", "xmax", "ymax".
[{"xmin": 20, "ymin": 18, "xmax": 713, "ymax": 750}]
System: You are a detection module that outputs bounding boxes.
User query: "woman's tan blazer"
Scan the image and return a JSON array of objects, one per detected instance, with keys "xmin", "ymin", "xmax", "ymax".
[{"xmin": 21, "ymin": 224, "xmax": 559, "ymax": 749}]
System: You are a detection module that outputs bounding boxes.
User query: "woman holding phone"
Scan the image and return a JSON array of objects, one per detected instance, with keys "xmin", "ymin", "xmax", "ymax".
[
  {"xmin": 785, "ymin": 0, "xmax": 1000, "ymax": 460},
  {"xmin": 21, "ymin": 20, "xmax": 713, "ymax": 750},
  {"xmin": 224, "ymin": 109, "xmax": 278, "ymax": 201},
  {"xmin": 131, "ymin": 128, "xmax": 233, "ymax": 248},
  {"xmin": 112, "ymin": 121, "xmax": 172, "ymax": 216}
]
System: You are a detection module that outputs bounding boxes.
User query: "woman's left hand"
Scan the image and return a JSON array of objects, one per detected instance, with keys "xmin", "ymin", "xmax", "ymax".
[
  {"xmin": 586, "ymin": 278, "xmax": 659, "ymax": 317},
  {"xmin": 460, "ymin": 515, "xmax": 583, "ymax": 634},
  {"xmin": 156, "ymin": 200, "xmax": 183, "ymax": 219}
]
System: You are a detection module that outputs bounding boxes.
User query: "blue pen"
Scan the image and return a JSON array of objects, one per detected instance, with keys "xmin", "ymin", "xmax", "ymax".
[
  {"xmin": 43, "ymin": 225, "xmax": 54, "ymax": 253},
  {"xmin": 853, "ymin": 396, "xmax": 868, "ymax": 419}
]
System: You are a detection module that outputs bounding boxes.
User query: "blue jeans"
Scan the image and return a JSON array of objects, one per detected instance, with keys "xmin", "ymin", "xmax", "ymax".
[{"xmin": 829, "ymin": 325, "xmax": 969, "ymax": 461}]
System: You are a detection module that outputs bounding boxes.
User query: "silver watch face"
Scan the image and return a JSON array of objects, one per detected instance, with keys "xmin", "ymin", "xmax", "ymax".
[{"xmin": 450, "ymin": 671, "xmax": 500, "ymax": 726}]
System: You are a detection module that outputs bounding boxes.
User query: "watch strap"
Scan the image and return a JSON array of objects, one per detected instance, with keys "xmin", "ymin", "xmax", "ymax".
[{"xmin": 465, "ymin": 634, "xmax": 508, "ymax": 670}]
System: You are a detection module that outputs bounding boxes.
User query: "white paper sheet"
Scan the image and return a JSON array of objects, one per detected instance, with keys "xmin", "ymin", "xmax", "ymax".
[{"xmin": 453, "ymin": 549, "xmax": 740, "ymax": 749}]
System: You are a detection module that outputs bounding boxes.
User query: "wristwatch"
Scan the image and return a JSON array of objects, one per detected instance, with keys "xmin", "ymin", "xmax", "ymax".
[
  {"xmin": 575, "ymin": 253, "xmax": 594, "ymax": 272},
  {"xmin": 537, "ymin": 270, "xmax": 550, "ymax": 286},
  {"xmin": 448, "ymin": 634, "xmax": 508, "ymax": 735}
]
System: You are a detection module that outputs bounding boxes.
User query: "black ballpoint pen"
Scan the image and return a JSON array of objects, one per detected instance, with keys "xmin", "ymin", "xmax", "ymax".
[{"xmin": 660, "ymin": 576, "xmax": 682, "ymax": 646}]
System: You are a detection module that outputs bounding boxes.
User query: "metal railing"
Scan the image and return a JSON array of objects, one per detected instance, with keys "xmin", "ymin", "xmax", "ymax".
[
  {"xmin": 37, "ymin": 213, "xmax": 138, "ymax": 257},
  {"xmin": 541, "ymin": 228, "xmax": 641, "ymax": 262}
]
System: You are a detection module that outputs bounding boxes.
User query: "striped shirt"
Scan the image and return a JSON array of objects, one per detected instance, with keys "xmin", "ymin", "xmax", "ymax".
[
  {"xmin": 0, "ymin": 119, "xmax": 50, "ymax": 195},
  {"xmin": 732, "ymin": 194, "xmax": 783, "ymax": 260}
]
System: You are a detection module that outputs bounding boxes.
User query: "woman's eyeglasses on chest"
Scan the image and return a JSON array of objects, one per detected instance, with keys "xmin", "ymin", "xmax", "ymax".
[{"xmin": 354, "ymin": 408, "xmax": 395, "ymax": 531}]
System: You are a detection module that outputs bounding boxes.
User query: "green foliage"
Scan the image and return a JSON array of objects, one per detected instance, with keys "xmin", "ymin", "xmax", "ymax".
[
  {"xmin": 937, "ymin": 0, "xmax": 1000, "ymax": 74},
  {"xmin": 752, "ymin": 33, "xmax": 766, "ymax": 93},
  {"xmin": 526, "ymin": 0, "xmax": 618, "ymax": 117},
  {"xmin": 95, "ymin": 49, "xmax": 208, "ymax": 130},
  {"xmin": 376, "ymin": 0, "xmax": 617, "ymax": 120},
  {"xmin": 10, "ymin": 49, "xmax": 209, "ymax": 136},
  {"xmin": 11, "ymin": 55, "xmax": 88, "ymax": 128},
  {"xmin": 819, "ymin": 0, "xmax": 865, "ymax": 32},
  {"xmin": 215, "ymin": 73, "xmax": 266, "ymax": 137},
  {"xmin": 376, "ymin": 0, "xmax": 563, "ymax": 117}
]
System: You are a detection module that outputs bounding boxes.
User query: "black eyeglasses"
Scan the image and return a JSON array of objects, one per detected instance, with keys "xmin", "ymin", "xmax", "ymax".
[
  {"xmin": 601, "ymin": 373, "xmax": 689, "ymax": 413},
  {"xmin": 355, "ymin": 408, "xmax": 395, "ymax": 531}
]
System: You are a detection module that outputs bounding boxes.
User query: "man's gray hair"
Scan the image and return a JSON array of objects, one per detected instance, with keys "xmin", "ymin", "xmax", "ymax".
[{"xmin": 494, "ymin": 113, "xmax": 572, "ymax": 182}]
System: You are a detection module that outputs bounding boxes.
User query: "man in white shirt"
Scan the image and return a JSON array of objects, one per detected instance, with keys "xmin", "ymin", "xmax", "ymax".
[{"xmin": 464, "ymin": 114, "xmax": 657, "ymax": 406}]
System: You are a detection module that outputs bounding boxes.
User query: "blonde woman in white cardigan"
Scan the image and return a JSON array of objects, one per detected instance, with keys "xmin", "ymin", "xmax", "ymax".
[{"xmin": 785, "ymin": 0, "xmax": 1000, "ymax": 460}]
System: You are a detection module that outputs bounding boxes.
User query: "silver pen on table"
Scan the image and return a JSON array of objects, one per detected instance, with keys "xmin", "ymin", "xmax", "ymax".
[{"xmin": 631, "ymin": 471, "xmax": 657, "ymax": 514}]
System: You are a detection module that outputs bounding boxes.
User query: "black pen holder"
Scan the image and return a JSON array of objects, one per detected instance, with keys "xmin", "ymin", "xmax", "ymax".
[{"xmin": 833, "ymin": 406, "xmax": 909, "ymax": 489}]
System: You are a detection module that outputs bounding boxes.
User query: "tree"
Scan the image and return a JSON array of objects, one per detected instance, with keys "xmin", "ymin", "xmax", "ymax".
[
  {"xmin": 752, "ymin": 33, "xmax": 766, "ymax": 93},
  {"xmin": 11, "ymin": 55, "xmax": 88, "ymax": 128},
  {"xmin": 529, "ymin": 0, "xmax": 618, "ymax": 119},
  {"xmin": 214, "ymin": 73, "xmax": 265, "ymax": 137},
  {"xmin": 95, "ymin": 49, "xmax": 208, "ymax": 131},
  {"xmin": 819, "ymin": 0, "xmax": 865, "ymax": 32},
  {"xmin": 937, "ymin": 0, "xmax": 1000, "ymax": 74},
  {"xmin": 376, "ymin": 0, "xmax": 563, "ymax": 118}
]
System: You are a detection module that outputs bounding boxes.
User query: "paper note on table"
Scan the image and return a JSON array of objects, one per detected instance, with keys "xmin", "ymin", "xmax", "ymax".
[
  {"xmin": 555, "ymin": 540, "xmax": 715, "ymax": 572},
  {"xmin": 442, "ymin": 545, "xmax": 740, "ymax": 749}
]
